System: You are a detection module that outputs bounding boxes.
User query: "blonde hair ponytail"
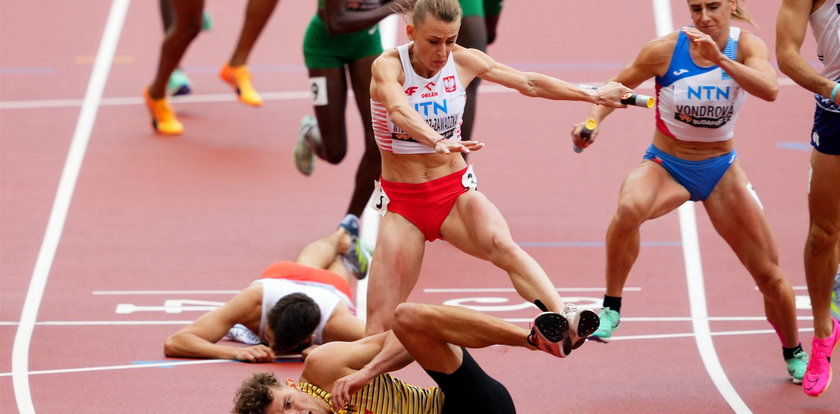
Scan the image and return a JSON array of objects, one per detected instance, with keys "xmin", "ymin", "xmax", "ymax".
[{"xmin": 731, "ymin": 1, "xmax": 757, "ymax": 27}]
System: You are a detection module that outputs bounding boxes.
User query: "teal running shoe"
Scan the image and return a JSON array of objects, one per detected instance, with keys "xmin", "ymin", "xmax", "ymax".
[
  {"xmin": 589, "ymin": 307, "xmax": 620, "ymax": 343},
  {"xmin": 167, "ymin": 68, "xmax": 192, "ymax": 97},
  {"xmin": 786, "ymin": 348, "xmax": 809, "ymax": 384},
  {"xmin": 831, "ymin": 269, "xmax": 839, "ymax": 322},
  {"xmin": 339, "ymin": 214, "xmax": 370, "ymax": 280}
]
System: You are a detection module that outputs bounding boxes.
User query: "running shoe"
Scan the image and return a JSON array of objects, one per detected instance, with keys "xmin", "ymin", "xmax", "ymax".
[
  {"xmin": 224, "ymin": 323, "xmax": 261, "ymax": 345},
  {"xmin": 294, "ymin": 115, "xmax": 320, "ymax": 176},
  {"xmin": 144, "ymin": 87, "xmax": 183, "ymax": 135},
  {"xmin": 803, "ymin": 317, "xmax": 840, "ymax": 396},
  {"xmin": 166, "ymin": 68, "xmax": 192, "ymax": 97},
  {"xmin": 562, "ymin": 304, "xmax": 600, "ymax": 353},
  {"xmin": 527, "ymin": 312, "xmax": 570, "ymax": 358},
  {"xmin": 831, "ymin": 269, "xmax": 840, "ymax": 322},
  {"xmin": 589, "ymin": 307, "xmax": 620, "ymax": 343},
  {"xmin": 339, "ymin": 214, "xmax": 370, "ymax": 280},
  {"xmin": 219, "ymin": 64, "xmax": 262, "ymax": 107},
  {"xmin": 786, "ymin": 348, "xmax": 809, "ymax": 384}
]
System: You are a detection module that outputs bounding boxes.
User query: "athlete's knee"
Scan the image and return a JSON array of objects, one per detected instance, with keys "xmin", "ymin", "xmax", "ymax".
[
  {"xmin": 613, "ymin": 200, "xmax": 647, "ymax": 229},
  {"xmin": 365, "ymin": 305, "xmax": 395, "ymax": 335},
  {"xmin": 755, "ymin": 268, "xmax": 792, "ymax": 299},
  {"xmin": 317, "ymin": 136, "xmax": 347, "ymax": 164},
  {"xmin": 483, "ymin": 234, "xmax": 523, "ymax": 264},
  {"xmin": 173, "ymin": 16, "xmax": 203, "ymax": 40},
  {"xmin": 393, "ymin": 303, "xmax": 428, "ymax": 334},
  {"xmin": 806, "ymin": 222, "xmax": 840, "ymax": 255}
]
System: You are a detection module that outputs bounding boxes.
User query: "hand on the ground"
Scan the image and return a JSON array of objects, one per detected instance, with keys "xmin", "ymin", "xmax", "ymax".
[{"xmin": 232, "ymin": 345, "xmax": 276, "ymax": 363}]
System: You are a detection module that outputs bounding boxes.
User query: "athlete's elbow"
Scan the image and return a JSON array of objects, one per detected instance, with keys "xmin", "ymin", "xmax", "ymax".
[
  {"xmin": 163, "ymin": 336, "xmax": 181, "ymax": 357},
  {"xmin": 761, "ymin": 85, "xmax": 779, "ymax": 102}
]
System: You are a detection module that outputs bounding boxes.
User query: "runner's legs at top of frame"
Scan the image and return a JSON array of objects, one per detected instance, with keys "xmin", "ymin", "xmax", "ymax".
[{"xmin": 145, "ymin": 0, "xmax": 280, "ymax": 135}]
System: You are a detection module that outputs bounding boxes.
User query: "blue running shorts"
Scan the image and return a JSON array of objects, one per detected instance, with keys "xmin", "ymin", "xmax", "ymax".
[{"xmin": 643, "ymin": 144, "xmax": 736, "ymax": 202}]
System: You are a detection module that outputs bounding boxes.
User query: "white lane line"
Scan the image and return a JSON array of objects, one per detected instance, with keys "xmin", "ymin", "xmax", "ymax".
[
  {"xmin": 11, "ymin": 1, "xmax": 131, "ymax": 413},
  {"xmin": 652, "ymin": 0, "xmax": 750, "ymax": 411},
  {"xmin": 1, "ymin": 359, "xmax": 237, "ymax": 378},
  {"xmin": 424, "ymin": 287, "xmax": 642, "ymax": 293},
  {"xmin": 1, "ymin": 321, "xmax": 193, "ymax": 326},
  {"xmin": 680, "ymin": 203, "xmax": 751, "ymax": 412},
  {"xmin": 92, "ymin": 290, "xmax": 240, "ymax": 295}
]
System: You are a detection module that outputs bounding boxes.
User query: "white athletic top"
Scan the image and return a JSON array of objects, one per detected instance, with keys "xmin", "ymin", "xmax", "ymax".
[
  {"xmin": 371, "ymin": 42, "xmax": 467, "ymax": 154},
  {"xmin": 810, "ymin": 0, "xmax": 840, "ymax": 111},
  {"xmin": 655, "ymin": 27, "xmax": 747, "ymax": 142},
  {"xmin": 253, "ymin": 278, "xmax": 351, "ymax": 345}
]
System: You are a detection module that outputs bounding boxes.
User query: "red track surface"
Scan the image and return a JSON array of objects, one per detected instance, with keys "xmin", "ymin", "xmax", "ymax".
[{"xmin": 2, "ymin": 0, "xmax": 838, "ymax": 412}]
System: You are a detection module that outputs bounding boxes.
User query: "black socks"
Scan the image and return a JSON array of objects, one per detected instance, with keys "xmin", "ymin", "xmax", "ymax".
[{"xmin": 603, "ymin": 295, "xmax": 622, "ymax": 313}]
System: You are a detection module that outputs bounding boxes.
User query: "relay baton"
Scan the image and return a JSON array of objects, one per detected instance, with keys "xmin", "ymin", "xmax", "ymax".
[
  {"xmin": 577, "ymin": 84, "xmax": 655, "ymax": 108},
  {"xmin": 573, "ymin": 119, "xmax": 598, "ymax": 153}
]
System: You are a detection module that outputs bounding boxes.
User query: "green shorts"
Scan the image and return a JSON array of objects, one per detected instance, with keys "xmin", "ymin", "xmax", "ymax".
[
  {"xmin": 484, "ymin": 0, "xmax": 503, "ymax": 16},
  {"xmin": 460, "ymin": 0, "xmax": 503, "ymax": 17},
  {"xmin": 303, "ymin": 14, "xmax": 383, "ymax": 69}
]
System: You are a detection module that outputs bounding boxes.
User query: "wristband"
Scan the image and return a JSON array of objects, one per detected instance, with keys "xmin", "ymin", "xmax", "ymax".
[
  {"xmin": 831, "ymin": 83, "xmax": 840, "ymax": 102},
  {"xmin": 433, "ymin": 137, "xmax": 445, "ymax": 147}
]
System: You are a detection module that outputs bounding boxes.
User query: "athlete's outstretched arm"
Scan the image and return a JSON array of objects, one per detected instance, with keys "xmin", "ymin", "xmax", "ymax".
[
  {"xmin": 456, "ymin": 47, "xmax": 631, "ymax": 107},
  {"xmin": 163, "ymin": 284, "xmax": 276, "ymax": 362},
  {"xmin": 322, "ymin": 0, "xmax": 410, "ymax": 35}
]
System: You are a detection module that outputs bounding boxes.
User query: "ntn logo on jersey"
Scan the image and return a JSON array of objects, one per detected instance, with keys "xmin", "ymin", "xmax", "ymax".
[
  {"xmin": 686, "ymin": 85, "xmax": 731, "ymax": 100},
  {"xmin": 414, "ymin": 99, "xmax": 448, "ymax": 116}
]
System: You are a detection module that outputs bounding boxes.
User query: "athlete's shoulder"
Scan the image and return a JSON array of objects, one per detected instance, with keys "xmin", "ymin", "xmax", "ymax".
[
  {"xmin": 632, "ymin": 32, "xmax": 678, "ymax": 70},
  {"xmin": 644, "ymin": 31, "xmax": 680, "ymax": 57}
]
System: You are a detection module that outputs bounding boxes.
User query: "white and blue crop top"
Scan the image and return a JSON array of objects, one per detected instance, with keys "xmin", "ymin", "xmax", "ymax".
[{"xmin": 655, "ymin": 27, "xmax": 747, "ymax": 142}]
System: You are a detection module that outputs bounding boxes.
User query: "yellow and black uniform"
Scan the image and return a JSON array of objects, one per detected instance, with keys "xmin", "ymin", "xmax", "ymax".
[
  {"xmin": 301, "ymin": 349, "xmax": 515, "ymax": 414},
  {"xmin": 301, "ymin": 373, "xmax": 443, "ymax": 414}
]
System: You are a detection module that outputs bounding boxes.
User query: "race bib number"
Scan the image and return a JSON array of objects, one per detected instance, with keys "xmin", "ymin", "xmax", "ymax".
[
  {"xmin": 371, "ymin": 180, "xmax": 390, "ymax": 216},
  {"xmin": 461, "ymin": 164, "xmax": 478, "ymax": 190},
  {"xmin": 309, "ymin": 76, "xmax": 328, "ymax": 106}
]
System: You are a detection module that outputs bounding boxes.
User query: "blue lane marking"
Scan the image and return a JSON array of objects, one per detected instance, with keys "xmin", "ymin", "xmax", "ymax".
[
  {"xmin": 776, "ymin": 142, "xmax": 811, "ymax": 151},
  {"xmin": 518, "ymin": 241, "xmax": 681, "ymax": 248}
]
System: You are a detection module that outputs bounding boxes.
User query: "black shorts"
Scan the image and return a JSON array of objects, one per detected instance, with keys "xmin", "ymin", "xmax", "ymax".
[
  {"xmin": 811, "ymin": 103, "xmax": 840, "ymax": 155},
  {"xmin": 425, "ymin": 348, "xmax": 515, "ymax": 414}
]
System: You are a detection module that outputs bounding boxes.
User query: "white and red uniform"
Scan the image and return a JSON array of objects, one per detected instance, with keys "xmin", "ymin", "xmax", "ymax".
[{"xmin": 371, "ymin": 42, "xmax": 467, "ymax": 153}]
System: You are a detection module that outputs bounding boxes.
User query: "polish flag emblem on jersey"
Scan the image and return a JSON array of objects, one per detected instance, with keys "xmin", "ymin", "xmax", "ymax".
[{"xmin": 443, "ymin": 76, "xmax": 456, "ymax": 92}]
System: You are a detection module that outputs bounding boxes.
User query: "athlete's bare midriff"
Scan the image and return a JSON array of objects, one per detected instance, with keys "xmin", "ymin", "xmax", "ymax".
[
  {"xmin": 652, "ymin": 129, "xmax": 735, "ymax": 160},
  {"xmin": 380, "ymin": 150, "xmax": 467, "ymax": 183}
]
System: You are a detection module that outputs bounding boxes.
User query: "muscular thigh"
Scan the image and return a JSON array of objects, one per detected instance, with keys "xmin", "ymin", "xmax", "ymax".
[
  {"xmin": 809, "ymin": 151, "xmax": 840, "ymax": 231},
  {"xmin": 704, "ymin": 162, "xmax": 779, "ymax": 264},
  {"xmin": 619, "ymin": 161, "xmax": 690, "ymax": 220},
  {"xmin": 440, "ymin": 191, "xmax": 513, "ymax": 260}
]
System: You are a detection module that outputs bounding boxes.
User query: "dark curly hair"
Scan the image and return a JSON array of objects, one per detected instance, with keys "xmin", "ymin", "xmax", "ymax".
[
  {"xmin": 267, "ymin": 293, "xmax": 320, "ymax": 354},
  {"xmin": 231, "ymin": 372, "xmax": 279, "ymax": 414}
]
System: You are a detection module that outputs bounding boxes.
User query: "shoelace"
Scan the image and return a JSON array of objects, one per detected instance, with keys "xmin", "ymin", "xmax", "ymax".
[{"xmin": 807, "ymin": 344, "xmax": 830, "ymax": 375}]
